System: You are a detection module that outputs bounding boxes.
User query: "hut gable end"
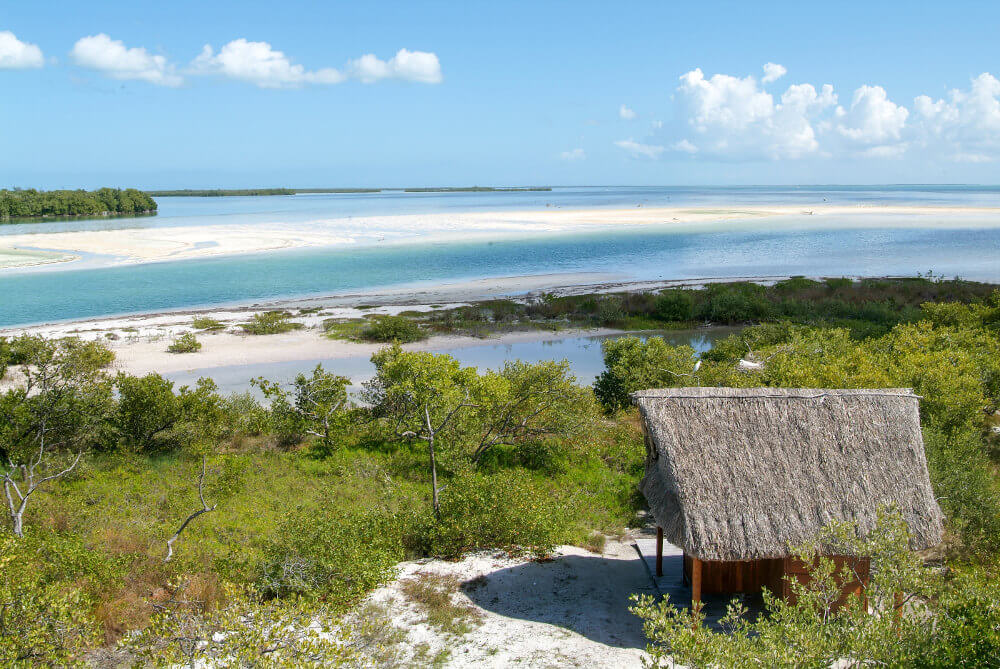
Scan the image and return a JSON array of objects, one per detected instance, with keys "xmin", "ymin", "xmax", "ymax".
[{"xmin": 633, "ymin": 388, "xmax": 944, "ymax": 562}]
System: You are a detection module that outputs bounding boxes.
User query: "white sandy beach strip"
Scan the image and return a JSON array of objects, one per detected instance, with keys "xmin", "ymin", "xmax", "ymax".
[{"xmin": 4, "ymin": 203, "xmax": 997, "ymax": 270}]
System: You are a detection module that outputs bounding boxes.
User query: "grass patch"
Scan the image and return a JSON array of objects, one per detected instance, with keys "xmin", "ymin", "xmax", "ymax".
[
  {"xmin": 240, "ymin": 311, "xmax": 304, "ymax": 335},
  {"xmin": 191, "ymin": 317, "xmax": 225, "ymax": 331},
  {"xmin": 361, "ymin": 315, "xmax": 427, "ymax": 343},
  {"xmin": 401, "ymin": 573, "xmax": 483, "ymax": 636},
  {"xmin": 323, "ymin": 318, "xmax": 369, "ymax": 340}
]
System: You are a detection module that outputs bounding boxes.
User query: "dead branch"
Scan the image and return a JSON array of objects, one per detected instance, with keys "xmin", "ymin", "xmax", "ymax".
[{"xmin": 165, "ymin": 455, "xmax": 217, "ymax": 562}]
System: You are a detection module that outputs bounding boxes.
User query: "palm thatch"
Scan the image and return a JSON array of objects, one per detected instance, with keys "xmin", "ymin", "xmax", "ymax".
[{"xmin": 633, "ymin": 387, "xmax": 943, "ymax": 562}]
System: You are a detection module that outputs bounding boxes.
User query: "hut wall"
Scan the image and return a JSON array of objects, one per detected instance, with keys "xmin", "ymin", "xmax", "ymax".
[
  {"xmin": 683, "ymin": 553, "xmax": 870, "ymax": 606},
  {"xmin": 782, "ymin": 556, "xmax": 870, "ymax": 609},
  {"xmin": 683, "ymin": 554, "xmax": 785, "ymax": 594}
]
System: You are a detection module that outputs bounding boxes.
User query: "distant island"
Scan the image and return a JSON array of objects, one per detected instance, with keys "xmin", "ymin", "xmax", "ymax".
[
  {"xmin": 148, "ymin": 186, "xmax": 552, "ymax": 197},
  {"xmin": 0, "ymin": 188, "xmax": 157, "ymax": 222}
]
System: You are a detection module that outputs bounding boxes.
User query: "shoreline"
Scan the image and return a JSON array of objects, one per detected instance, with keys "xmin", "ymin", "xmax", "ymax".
[
  {"xmin": 0, "ymin": 272, "xmax": 800, "ymax": 333},
  {"xmin": 4, "ymin": 203, "xmax": 1000, "ymax": 272}
]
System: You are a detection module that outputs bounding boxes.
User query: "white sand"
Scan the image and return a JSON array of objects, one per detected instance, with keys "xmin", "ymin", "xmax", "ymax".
[
  {"xmin": 5, "ymin": 203, "xmax": 996, "ymax": 270},
  {"xmin": 361, "ymin": 538, "xmax": 653, "ymax": 667},
  {"xmin": 0, "ymin": 272, "xmax": 784, "ymax": 382}
]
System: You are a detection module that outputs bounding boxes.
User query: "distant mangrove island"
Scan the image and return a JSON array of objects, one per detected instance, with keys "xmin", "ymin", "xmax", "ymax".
[
  {"xmin": 0, "ymin": 188, "xmax": 157, "ymax": 222},
  {"xmin": 148, "ymin": 186, "xmax": 553, "ymax": 197}
]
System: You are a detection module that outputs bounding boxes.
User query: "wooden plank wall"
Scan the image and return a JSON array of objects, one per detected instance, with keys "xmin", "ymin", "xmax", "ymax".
[{"xmin": 683, "ymin": 553, "xmax": 870, "ymax": 607}]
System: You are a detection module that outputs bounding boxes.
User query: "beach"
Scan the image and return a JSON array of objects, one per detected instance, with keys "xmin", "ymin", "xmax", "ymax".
[{"xmin": 5, "ymin": 203, "xmax": 1000, "ymax": 270}]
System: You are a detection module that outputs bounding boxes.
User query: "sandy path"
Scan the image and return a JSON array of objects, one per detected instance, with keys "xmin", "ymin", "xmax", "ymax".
[
  {"xmin": 5, "ymin": 203, "xmax": 996, "ymax": 270},
  {"xmin": 363, "ymin": 539, "xmax": 654, "ymax": 667}
]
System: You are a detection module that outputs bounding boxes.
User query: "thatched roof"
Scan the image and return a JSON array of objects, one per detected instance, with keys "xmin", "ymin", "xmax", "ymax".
[{"xmin": 633, "ymin": 387, "xmax": 943, "ymax": 562}]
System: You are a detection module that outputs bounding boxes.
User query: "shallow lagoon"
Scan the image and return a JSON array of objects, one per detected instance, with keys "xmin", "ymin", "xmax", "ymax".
[{"xmin": 165, "ymin": 329, "xmax": 730, "ymax": 397}]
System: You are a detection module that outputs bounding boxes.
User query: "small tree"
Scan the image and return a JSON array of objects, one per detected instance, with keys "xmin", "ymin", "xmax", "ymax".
[
  {"xmin": 254, "ymin": 365, "xmax": 352, "ymax": 452},
  {"xmin": 472, "ymin": 360, "xmax": 591, "ymax": 463},
  {"xmin": 364, "ymin": 345, "xmax": 478, "ymax": 518},
  {"xmin": 109, "ymin": 374, "xmax": 221, "ymax": 452},
  {"xmin": 0, "ymin": 337, "xmax": 113, "ymax": 536}
]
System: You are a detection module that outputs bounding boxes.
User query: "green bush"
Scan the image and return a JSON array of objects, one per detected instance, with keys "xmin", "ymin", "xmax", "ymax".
[
  {"xmin": 361, "ymin": 315, "xmax": 426, "ymax": 342},
  {"xmin": 166, "ymin": 332, "xmax": 202, "ymax": 354},
  {"xmin": 695, "ymin": 282, "xmax": 773, "ymax": 323},
  {"xmin": 259, "ymin": 506, "xmax": 402, "ymax": 606},
  {"xmin": 0, "ymin": 533, "xmax": 98, "ymax": 665},
  {"xmin": 653, "ymin": 290, "xmax": 695, "ymax": 322},
  {"xmin": 241, "ymin": 312, "xmax": 303, "ymax": 335},
  {"xmin": 191, "ymin": 316, "xmax": 226, "ymax": 331},
  {"xmin": 408, "ymin": 471, "xmax": 565, "ymax": 559}
]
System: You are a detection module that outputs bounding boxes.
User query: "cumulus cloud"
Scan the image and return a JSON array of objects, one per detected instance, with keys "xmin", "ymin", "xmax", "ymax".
[
  {"xmin": 346, "ymin": 49, "xmax": 442, "ymax": 84},
  {"xmin": 833, "ymin": 85, "xmax": 908, "ymax": 150},
  {"xmin": 619, "ymin": 104, "xmax": 636, "ymax": 120},
  {"xmin": 615, "ymin": 139, "xmax": 665, "ymax": 159},
  {"xmin": 0, "ymin": 31, "xmax": 44, "ymax": 69},
  {"xmin": 672, "ymin": 67, "xmax": 836, "ymax": 159},
  {"xmin": 665, "ymin": 64, "xmax": 1000, "ymax": 162},
  {"xmin": 559, "ymin": 148, "xmax": 586, "ymax": 161},
  {"xmin": 911, "ymin": 73, "xmax": 1000, "ymax": 162},
  {"xmin": 762, "ymin": 62, "xmax": 787, "ymax": 84},
  {"xmin": 192, "ymin": 39, "xmax": 343, "ymax": 88},
  {"xmin": 192, "ymin": 40, "xmax": 442, "ymax": 88},
  {"xmin": 71, "ymin": 34, "xmax": 182, "ymax": 86}
]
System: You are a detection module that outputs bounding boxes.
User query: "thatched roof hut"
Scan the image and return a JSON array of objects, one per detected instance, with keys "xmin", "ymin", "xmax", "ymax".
[{"xmin": 633, "ymin": 387, "xmax": 944, "ymax": 563}]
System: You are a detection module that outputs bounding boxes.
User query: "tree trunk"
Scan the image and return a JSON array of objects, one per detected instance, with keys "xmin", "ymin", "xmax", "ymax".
[
  {"xmin": 428, "ymin": 432, "xmax": 440, "ymax": 520},
  {"xmin": 11, "ymin": 508, "xmax": 24, "ymax": 538}
]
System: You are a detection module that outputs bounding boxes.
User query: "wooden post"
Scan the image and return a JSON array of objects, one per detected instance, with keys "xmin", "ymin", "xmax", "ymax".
[
  {"xmin": 656, "ymin": 526, "xmax": 663, "ymax": 577},
  {"xmin": 893, "ymin": 590, "xmax": 903, "ymax": 633},
  {"xmin": 690, "ymin": 557, "xmax": 703, "ymax": 607}
]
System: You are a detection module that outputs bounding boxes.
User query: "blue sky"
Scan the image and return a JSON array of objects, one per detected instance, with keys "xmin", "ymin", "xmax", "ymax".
[{"xmin": 3, "ymin": 1, "xmax": 1000, "ymax": 188}]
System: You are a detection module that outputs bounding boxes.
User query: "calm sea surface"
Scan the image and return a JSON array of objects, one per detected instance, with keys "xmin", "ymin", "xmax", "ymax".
[{"xmin": 2, "ymin": 186, "xmax": 1000, "ymax": 327}]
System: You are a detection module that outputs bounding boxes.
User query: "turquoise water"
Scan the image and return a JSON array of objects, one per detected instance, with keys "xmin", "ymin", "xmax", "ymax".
[
  {"xmin": 166, "ymin": 329, "xmax": 729, "ymax": 396},
  {"xmin": 2, "ymin": 186, "xmax": 1000, "ymax": 327},
  {"xmin": 5, "ymin": 184, "xmax": 1000, "ymax": 237},
  {"xmin": 2, "ymin": 220, "xmax": 999, "ymax": 327}
]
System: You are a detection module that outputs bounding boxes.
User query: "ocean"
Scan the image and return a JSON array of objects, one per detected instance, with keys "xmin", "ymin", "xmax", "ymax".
[{"xmin": 2, "ymin": 186, "xmax": 1000, "ymax": 327}]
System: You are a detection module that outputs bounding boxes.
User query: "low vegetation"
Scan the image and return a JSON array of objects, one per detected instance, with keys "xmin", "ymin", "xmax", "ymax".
[
  {"xmin": 166, "ymin": 333, "xmax": 201, "ymax": 354},
  {"xmin": 0, "ymin": 188, "xmax": 157, "ymax": 221},
  {"xmin": 191, "ymin": 316, "xmax": 225, "ymax": 331},
  {"xmin": 360, "ymin": 314, "xmax": 427, "ymax": 342},
  {"xmin": 1, "ymin": 277, "xmax": 999, "ymax": 665},
  {"xmin": 240, "ymin": 311, "xmax": 304, "ymax": 335},
  {"xmin": 322, "ymin": 276, "xmax": 996, "ymax": 340}
]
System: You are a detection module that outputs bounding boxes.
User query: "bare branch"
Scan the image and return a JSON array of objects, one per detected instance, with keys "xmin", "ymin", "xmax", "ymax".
[{"xmin": 165, "ymin": 455, "xmax": 217, "ymax": 562}]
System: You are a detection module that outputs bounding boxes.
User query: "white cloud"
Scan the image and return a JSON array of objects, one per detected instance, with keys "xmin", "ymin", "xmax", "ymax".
[
  {"xmin": 672, "ymin": 139, "xmax": 698, "ymax": 154},
  {"xmin": 193, "ymin": 40, "xmax": 441, "ymax": 88},
  {"xmin": 762, "ymin": 62, "xmax": 787, "ymax": 84},
  {"xmin": 559, "ymin": 148, "xmax": 586, "ymax": 161},
  {"xmin": 0, "ymin": 31, "xmax": 43, "ymax": 69},
  {"xmin": 619, "ymin": 104, "xmax": 636, "ymax": 120},
  {"xmin": 672, "ymin": 67, "xmax": 836, "ymax": 159},
  {"xmin": 347, "ymin": 48, "xmax": 442, "ymax": 84},
  {"xmin": 833, "ymin": 85, "xmax": 908, "ymax": 151},
  {"xmin": 639, "ymin": 64, "xmax": 1000, "ymax": 163},
  {"xmin": 71, "ymin": 34, "xmax": 182, "ymax": 86},
  {"xmin": 192, "ymin": 39, "xmax": 343, "ymax": 88},
  {"xmin": 615, "ymin": 139, "xmax": 664, "ymax": 159},
  {"xmin": 911, "ymin": 73, "xmax": 1000, "ymax": 162},
  {"xmin": 651, "ymin": 120, "xmax": 663, "ymax": 129}
]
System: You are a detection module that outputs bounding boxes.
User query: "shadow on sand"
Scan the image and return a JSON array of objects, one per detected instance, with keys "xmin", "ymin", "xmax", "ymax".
[{"xmin": 461, "ymin": 552, "xmax": 656, "ymax": 649}]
